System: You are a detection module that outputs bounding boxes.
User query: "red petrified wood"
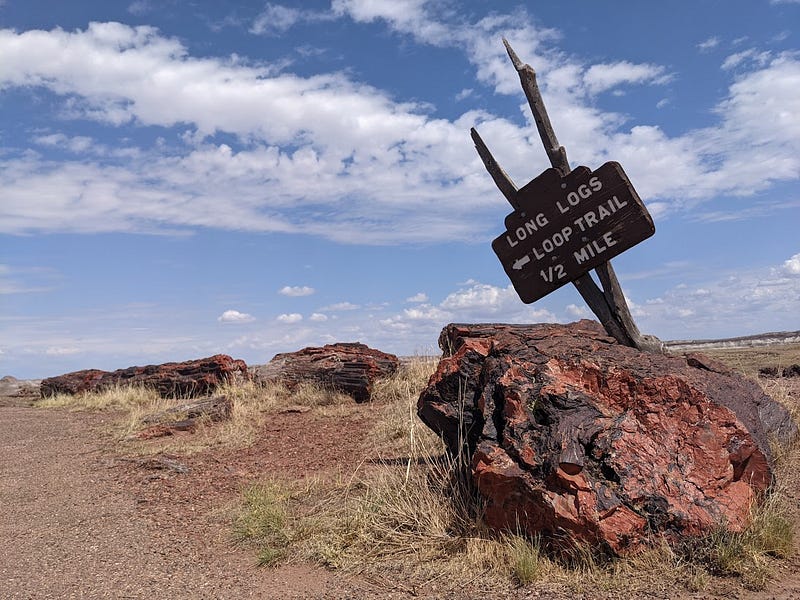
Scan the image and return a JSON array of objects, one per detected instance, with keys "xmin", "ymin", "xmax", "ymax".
[
  {"xmin": 417, "ymin": 321, "xmax": 797, "ymax": 555},
  {"xmin": 252, "ymin": 342, "xmax": 399, "ymax": 403},
  {"xmin": 40, "ymin": 355, "xmax": 248, "ymax": 399}
]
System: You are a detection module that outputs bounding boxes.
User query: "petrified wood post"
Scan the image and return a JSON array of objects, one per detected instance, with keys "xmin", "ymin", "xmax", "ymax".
[{"xmin": 472, "ymin": 39, "xmax": 661, "ymax": 352}]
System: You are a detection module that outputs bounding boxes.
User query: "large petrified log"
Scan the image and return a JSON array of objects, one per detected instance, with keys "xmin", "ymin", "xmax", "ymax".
[
  {"xmin": 251, "ymin": 342, "xmax": 399, "ymax": 403},
  {"xmin": 417, "ymin": 321, "xmax": 798, "ymax": 555},
  {"xmin": 40, "ymin": 355, "xmax": 248, "ymax": 398}
]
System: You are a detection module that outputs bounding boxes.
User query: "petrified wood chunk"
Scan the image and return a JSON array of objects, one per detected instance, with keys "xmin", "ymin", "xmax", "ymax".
[
  {"xmin": 135, "ymin": 395, "xmax": 233, "ymax": 438},
  {"xmin": 251, "ymin": 342, "xmax": 399, "ymax": 403},
  {"xmin": 40, "ymin": 355, "xmax": 248, "ymax": 399},
  {"xmin": 418, "ymin": 320, "xmax": 797, "ymax": 555}
]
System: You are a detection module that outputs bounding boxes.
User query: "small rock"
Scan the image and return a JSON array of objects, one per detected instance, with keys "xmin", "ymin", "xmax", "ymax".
[
  {"xmin": 279, "ymin": 405, "xmax": 312, "ymax": 414},
  {"xmin": 783, "ymin": 364, "xmax": 800, "ymax": 378},
  {"xmin": 759, "ymin": 366, "xmax": 780, "ymax": 378},
  {"xmin": 134, "ymin": 395, "xmax": 232, "ymax": 438}
]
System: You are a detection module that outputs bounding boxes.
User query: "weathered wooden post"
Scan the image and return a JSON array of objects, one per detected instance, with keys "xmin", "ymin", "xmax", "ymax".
[{"xmin": 472, "ymin": 39, "xmax": 662, "ymax": 352}]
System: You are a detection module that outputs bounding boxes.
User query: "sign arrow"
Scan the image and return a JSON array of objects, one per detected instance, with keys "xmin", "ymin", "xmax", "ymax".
[{"xmin": 512, "ymin": 255, "xmax": 531, "ymax": 270}]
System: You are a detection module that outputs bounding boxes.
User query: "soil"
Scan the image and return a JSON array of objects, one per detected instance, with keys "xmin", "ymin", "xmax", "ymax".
[{"xmin": 2, "ymin": 374, "xmax": 800, "ymax": 599}]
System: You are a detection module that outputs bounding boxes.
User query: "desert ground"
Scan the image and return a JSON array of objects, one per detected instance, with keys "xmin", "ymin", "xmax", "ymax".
[{"xmin": 1, "ymin": 342, "xmax": 799, "ymax": 599}]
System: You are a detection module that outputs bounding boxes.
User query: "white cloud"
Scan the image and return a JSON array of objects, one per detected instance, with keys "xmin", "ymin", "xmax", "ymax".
[
  {"xmin": 697, "ymin": 36, "xmax": 720, "ymax": 52},
  {"xmin": 405, "ymin": 292, "xmax": 428, "ymax": 303},
  {"xmin": 277, "ymin": 312, "xmax": 303, "ymax": 323},
  {"xmin": 565, "ymin": 303, "xmax": 590, "ymax": 318},
  {"xmin": 0, "ymin": 22, "xmax": 507, "ymax": 242},
  {"xmin": 127, "ymin": 1, "xmax": 152, "ymax": 16},
  {"xmin": 441, "ymin": 282, "xmax": 517, "ymax": 312},
  {"xmin": 0, "ymin": 264, "xmax": 58, "ymax": 294},
  {"xmin": 321, "ymin": 302, "xmax": 360, "ymax": 311},
  {"xmin": 250, "ymin": 3, "xmax": 335, "ymax": 35},
  {"xmin": 309, "ymin": 312, "xmax": 328, "ymax": 322},
  {"xmin": 583, "ymin": 61, "xmax": 670, "ymax": 95},
  {"xmin": 34, "ymin": 133, "xmax": 94, "ymax": 153},
  {"xmin": 722, "ymin": 49, "xmax": 772, "ymax": 71},
  {"xmin": 784, "ymin": 252, "xmax": 800, "ymax": 275},
  {"xmin": 394, "ymin": 281, "xmax": 559, "ymax": 328},
  {"xmin": 634, "ymin": 260, "xmax": 800, "ymax": 339},
  {"xmin": 455, "ymin": 88, "xmax": 473, "ymax": 101},
  {"xmin": 45, "ymin": 346, "xmax": 81, "ymax": 356},
  {"xmin": 402, "ymin": 304, "xmax": 450, "ymax": 321},
  {"xmin": 251, "ymin": 3, "xmax": 302, "ymax": 34},
  {"xmin": 279, "ymin": 285, "xmax": 315, "ymax": 297},
  {"xmin": 0, "ymin": 17, "xmax": 798, "ymax": 244},
  {"xmin": 332, "ymin": 0, "xmax": 432, "ymax": 32},
  {"xmin": 217, "ymin": 309, "xmax": 255, "ymax": 323}
]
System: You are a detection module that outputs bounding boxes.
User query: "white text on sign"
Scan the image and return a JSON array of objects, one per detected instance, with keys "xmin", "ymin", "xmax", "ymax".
[
  {"xmin": 504, "ymin": 171, "xmax": 635, "ymax": 274},
  {"xmin": 555, "ymin": 176, "xmax": 602, "ymax": 214},
  {"xmin": 491, "ymin": 161, "xmax": 656, "ymax": 305}
]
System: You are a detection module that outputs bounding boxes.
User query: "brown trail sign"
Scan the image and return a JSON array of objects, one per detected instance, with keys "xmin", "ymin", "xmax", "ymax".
[
  {"xmin": 473, "ymin": 39, "xmax": 662, "ymax": 352},
  {"xmin": 493, "ymin": 162, "xmax": 654, "ymax": 304}
]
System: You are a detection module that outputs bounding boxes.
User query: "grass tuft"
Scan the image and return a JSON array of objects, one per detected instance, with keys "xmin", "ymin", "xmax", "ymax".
[
  {"xmin": 507, "ymin": 534, "xmax": 544, "ymax": 584},
  {"xmin": 234, "ymin": 481, "xmax": 293, "ymax": 567},
  {"xmin": 37, "ymin": 383, "xmax": 160, "ymax": 411}
]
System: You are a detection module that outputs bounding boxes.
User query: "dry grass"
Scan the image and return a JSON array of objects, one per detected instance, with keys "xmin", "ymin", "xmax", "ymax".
[
  {"xmin": 35, "ymin": 376, "xmax": 354, "ymax": 453},
  {"xmin": 699, "ymin": 343, "xmax": 800, "ymax": 378},
  {"xmin": 37, "ymin": 384, "xmax": 161, "ymax": 412}
]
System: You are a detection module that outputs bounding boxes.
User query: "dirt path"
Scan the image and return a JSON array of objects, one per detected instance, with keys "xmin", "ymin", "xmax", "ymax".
[{"xmin": 0, "ymin": 404, "xmax": 340, "ymax": 599}]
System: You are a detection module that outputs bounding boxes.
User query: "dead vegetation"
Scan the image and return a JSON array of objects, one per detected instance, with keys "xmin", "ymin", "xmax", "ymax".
[
  {"xmin": 35, "ymin": 376, "xmax": 354, "ymax": 454},
  {"xmin": 700, "ymin": 343, "xmax": 800, "ymax": 378}
]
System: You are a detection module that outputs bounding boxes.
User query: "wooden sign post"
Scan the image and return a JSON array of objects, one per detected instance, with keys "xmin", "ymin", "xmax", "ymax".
[{"xmin": 472, "ymin": 39, "xmax": 662, "ymax": 352}]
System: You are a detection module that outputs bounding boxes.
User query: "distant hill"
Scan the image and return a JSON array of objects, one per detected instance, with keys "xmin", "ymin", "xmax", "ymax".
[{"xmin": 665, "ymin": 330, "xmax": 800, "ymax": 351}]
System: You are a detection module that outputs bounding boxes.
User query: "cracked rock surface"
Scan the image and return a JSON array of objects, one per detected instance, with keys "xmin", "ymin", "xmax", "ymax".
[{"xmin": 418, "ymin": 320, "xmax": 797, "ymax": 555}]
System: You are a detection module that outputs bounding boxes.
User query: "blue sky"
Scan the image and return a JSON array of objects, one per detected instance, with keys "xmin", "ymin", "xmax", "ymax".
[{"xmin": 2, "ymin": 0, "xmax": 799, "ymax": 379}]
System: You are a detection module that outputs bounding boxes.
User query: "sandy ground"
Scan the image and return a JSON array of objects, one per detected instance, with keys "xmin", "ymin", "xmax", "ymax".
[{"xmin": 0, "ymin": 398, "xmax": 380, "ymax": 599}]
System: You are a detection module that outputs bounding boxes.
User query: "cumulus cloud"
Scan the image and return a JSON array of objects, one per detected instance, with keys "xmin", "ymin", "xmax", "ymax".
[
  {"xmin": 784, "ymin": 252, "xmax": 800, "ymax": 275},
  {"xmin": 633, "ymin": 260, "xmax": 800, "ymax": 339},
  {"xmin": 380, "ymin": 280, "xmax": 558, "ymax": 338},
  {"xmin": 218, "ymin": 309, "xmax": 255, "ymax": 323},
  {"xmin": 309, "ymin": 312, "xmax": 328, "ymax": 321},
  {"xmin": 332, "ymin": 0, "xmax": 435, "ymax": 35},
  {"xmin": 277, "ymin": 312, "xmax": 303, "ymax": 323},
  {"xmin": 582, "ymin": 61, "xmax": 670, "ymax": 95},
  {"xmin": 0, "ymin": 15, "xmax": 798, "ymax": 243},
  {"xmin": 440, "ymin": 281, "xmax": 523, "ymax": 315},
  {"xmin": 405, "ymin": 292, "xmax": 428, "ymax": 303},
  {"xmin": 279, "ymin": 285, "xmax": 315, "ymax": 297},
  {"xmin": 565, "ymin": 303, "xmax": 590, "ymax": 318}
]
